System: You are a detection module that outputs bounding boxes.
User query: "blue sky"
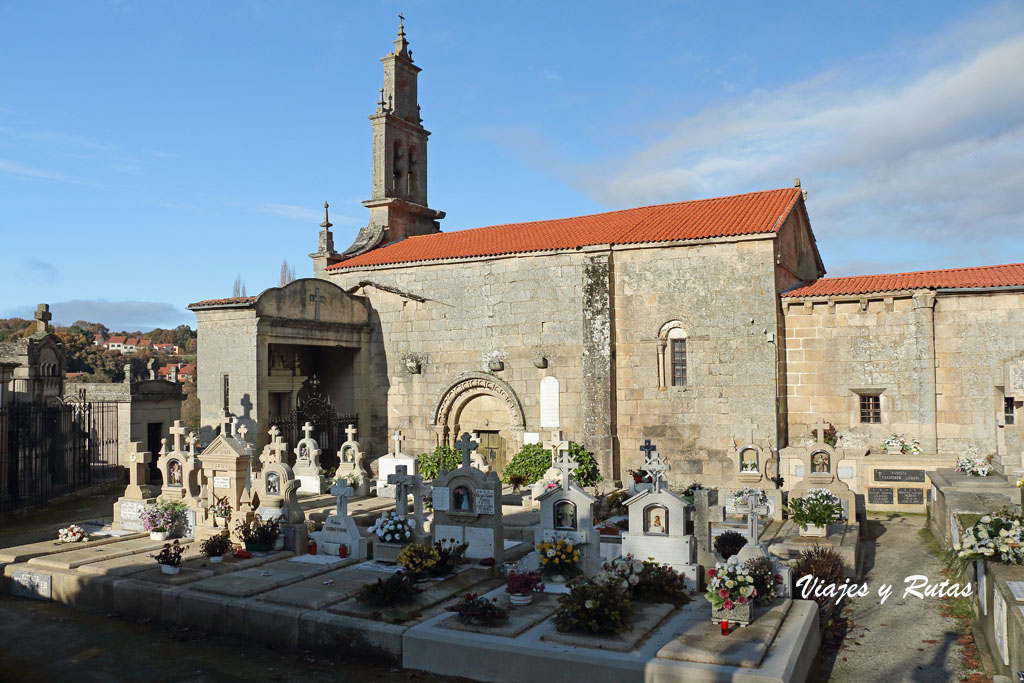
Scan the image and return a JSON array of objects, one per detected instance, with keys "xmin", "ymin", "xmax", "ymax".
[{"xmin": 2, "ymin": 1, "xmax": 1023, "ymax": 330}]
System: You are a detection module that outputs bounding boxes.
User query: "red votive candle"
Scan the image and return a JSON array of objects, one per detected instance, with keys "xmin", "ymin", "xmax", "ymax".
[{"xmin": 721, "ymin": 620, "xmax": 729, "ymax": 635}]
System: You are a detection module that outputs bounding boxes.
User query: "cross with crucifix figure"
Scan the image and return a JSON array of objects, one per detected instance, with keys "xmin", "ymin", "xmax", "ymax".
[
  {"xmin": 309, "ymin": 287, "xmax": 326, "ymax": 321},
  {"xmin": 643, "ymin": 449, "xmax": 670, "ymax": 494},
  {"xmin": 344, "ymin": 424, "xmax": 357, "ymax": 442},
  {"xmin": 552, "ymin": 447, "xmax": 578, "ymax": 491},
  {"xmin": 169, "ymin": 420, "xmax": 187, "ymax": 453},
  {"xmin": 544, "ymin": 430, "xmax": 569, "ymax": 462},
  {"xmin": 330, "ymin": 481, "xmax": 353, "ymax": 519},
  {"xmin": 454, "ymin": 432, "xmax": 478, "ymax": 470},
  {"xmin": 736, "ymin": 496, "xmax": 769, "ymax": 546},
  {"xmin": 388, "ymin": 465, "xmax": 422, "ymax": 517},
  {"xmin": 391, "ymin": 430, "xmax": 405, "ymax": 455}
]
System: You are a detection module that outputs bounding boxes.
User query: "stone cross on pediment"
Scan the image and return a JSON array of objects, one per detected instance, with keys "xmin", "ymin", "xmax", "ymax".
[
  {"xmin": 331, "ymin": 481, "xmax": 353, "ymax": 518},
  {"xmin": 812, "ymin": 420, "xmax": 830, "ymax": 446},
  {"xmin": 186, "ymin": 432, "xmax": 198, "ymax": 457},
  {"xmin": 169, "ymin": 420, "xmax": 187, "ymax": 453},
  {"xmin": 219, "ymin": 411, "xmax": 233, "ymax": 437},
  {"xmin": 392, "ymin": 430, "xmax": 405, "ymax": 455},
  {"xmin": 263, "ymin": 430, "xmax": 290, "ymax": 466},
  {"xmin": 552, "ymin": 447, "xmax": 578, "ymax": 491},
  {"xmin": 642, "ymin": 449, "xmax": 669, "ymax": 493},
  {"xmin": 302, "ymin": 422, "xmax": 315, "ymax": 441},
  {"xmin": 124, "ymin": 441, "xmax": 152, "ymax": 496},
  {"xmin": 454, "ymin": 432, "xmax": 478, "ymax": 470},
  {"xmin": 344, "ymin": 424, "xmax": 357, "ymax": 442}
]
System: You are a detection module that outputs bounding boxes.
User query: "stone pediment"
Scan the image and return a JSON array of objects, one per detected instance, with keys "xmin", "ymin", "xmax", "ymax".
[
  {"xmin": 536, "ymin": 481, "xmax": 596, "ymax": 505},
  {"xmin": 254, "ymin": 278, "xmax": 369, "ymax": 326},
  {"xmin": 201, "ymin": 434, "xmax": 248, "ymax": 458},
  {"xmin": 623, "ymin": 487, "xmax": 688, "ymax": 509}
]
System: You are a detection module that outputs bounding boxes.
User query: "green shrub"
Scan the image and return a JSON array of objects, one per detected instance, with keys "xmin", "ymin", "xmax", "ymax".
[
  {"xmin": 501, "ymin": 443, "xmax": 551, "ymax": 485},
  {"xmin": 417, "ymin": 445, "xmax": 460, "ymax": 480},
  {"xmin": 553, "ymin": 577, "xmax": 633, "ymax": 634},
  {"xmin": 713, "ymin": 530, "xmax": 747, "ymax": 559},
  {"xmin": 570, "ymin": 442, "xmax": 602, "ymax": 487}
]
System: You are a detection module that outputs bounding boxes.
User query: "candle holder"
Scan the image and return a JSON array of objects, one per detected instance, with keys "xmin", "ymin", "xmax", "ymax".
[{"xmin": 720, "ymin": 620, "xmax": 730, "ymax": 636}]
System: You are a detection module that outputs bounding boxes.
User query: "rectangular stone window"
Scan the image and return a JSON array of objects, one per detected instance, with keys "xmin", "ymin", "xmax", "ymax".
[
  {"xmin": 671, "ymin": 339, "xmax": 687, "ymax": 386},
  {"xmin": 1006, "ymin": 397, "xmax": 1016, "ymax": 426},
  {"xmin": 860, "ymin": 394, "xmax": 881, "ymax": 423},
  {"xmin": 221, "ymin": 373, "xmax": 230, "ymax": 413}
]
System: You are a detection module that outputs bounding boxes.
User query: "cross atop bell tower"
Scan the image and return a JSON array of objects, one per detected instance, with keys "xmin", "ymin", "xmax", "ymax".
[{"xmin": 337, "ymin": 15, "xmax": 445, "ymax": 260}]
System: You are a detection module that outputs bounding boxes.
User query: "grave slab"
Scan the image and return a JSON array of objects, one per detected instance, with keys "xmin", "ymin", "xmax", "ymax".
[
  {"xmin": 0, "ymin": 532, "xmax": 145, "ymax": 565},
  {"xmin": 540, "ymin": 601, "xmax": 676, "ymax": 652},
  {"xmin": 27, "ymin": 538, "xmax": 168, "ymax": 570},
  {"xmin": 657, "ymin": 599, "xmax": 793, "ymax": 668},
  {"xmin": 133, "ymin": 565, "xmax": 215, "ymax": 586},
  {"xmin": 438, "ymin": 592, "xmax": 559, "ymax": 638}
]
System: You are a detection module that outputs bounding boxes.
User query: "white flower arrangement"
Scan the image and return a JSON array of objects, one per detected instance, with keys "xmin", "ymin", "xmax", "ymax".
[
  {"xmin": 341, "ymin": 471, "xmax": 362, "ymax": 487},
  {"xmin": 952, "ymin": 515, "xmax": 1024, "ymax": 568},
  {"xmin": 733, "ymin": 486, "xmax": 768, "ymax": 508},
  {"xmin": 367, "ymin": 510, "xmax": 413, "ymax": 544},
  {"xmin": 598, "ymin": 554, "xmax": 645, "ymax": 588},
  {"xmin": 881, "ymin": 434, "xmax": 921, "ymax": 454},
  {"xmin": 57, "ymin": 525, "xmax": 89, "ymax": 544},
  {"xmin": 954, "ymin": 455, "xmax": 992, "ymax": 477}
]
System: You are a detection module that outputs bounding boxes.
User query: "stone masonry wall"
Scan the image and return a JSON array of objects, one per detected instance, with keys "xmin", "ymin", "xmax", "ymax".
[{"xmin": 193, "ymin": 308, "xmax": 259, "ymax": 446}]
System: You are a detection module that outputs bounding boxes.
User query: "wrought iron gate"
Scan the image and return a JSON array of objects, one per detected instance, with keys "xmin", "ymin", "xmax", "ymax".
[{"xmin": 268, "ymin": 376, "xmax": 355, "ymax": 472}]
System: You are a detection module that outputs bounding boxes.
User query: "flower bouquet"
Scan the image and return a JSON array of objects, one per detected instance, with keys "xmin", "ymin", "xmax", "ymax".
[
  {"xmin": 536, "ymin": 538, "xmax": 580, "ymax": 582},
  {"xmin": 881, "ymin": 433, "xmax": 921, "ymax": 454},
  {"xmin": 142, "ymin": 501, "xmax": 187, "ymax": 540},
  {"xmin": 397, "ymin": 543, "xmax": 440, "ymax": 576},
  {"xmin": 447, "ymin": 593, "xmax": 509, "ymax": 626},
  {"xmin": 733, "ymin": 486, "xmax": 768, "ymax": 508},
  {"xmin": 57, "ymin": 525, "xmax": 89, "ymax": 544},
  {"xmin": 506, "ymin": 570, "xmax": 545, "ymax": 605},
  {"xmin": 601, "ymin": 554, "xmax": 690, "ymax": 607},
  {"xmin": 705, "ymin": 557, "xmax": 756, "ymax": 625},
  {"xmin": 954, "ymin": 455, "xmax": 992, "ymax": 477},
  {"xmin": 742, "ymin": 556, "xmax": 784, "ymax": 606},
  {"xmin": 368, "ymin": 510, "xmax": 415, "ymax": 544},
  {"xmin": 787, "ymin": 488, "xmax": 844, "ymax": 534},
  {"xmin": 553, "ymin": 576, "xmax": 633, "ymax": 634},
  {"xmin": 949, "ymin": 512, "xmax": 1024, "ymax": 576},
  {"xmin": 210, "ymin": 496, "xmax": 232, "ymax": 520}
]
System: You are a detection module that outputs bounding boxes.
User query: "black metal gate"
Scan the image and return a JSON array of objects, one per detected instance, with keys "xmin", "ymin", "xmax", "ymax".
[
  {"xmin": 0, "ymin": 396, "xmax": 120, "ymax": 512},
  {"xmin": 268, "ymin": 375, "xmax": 355, "ymax": 472}
]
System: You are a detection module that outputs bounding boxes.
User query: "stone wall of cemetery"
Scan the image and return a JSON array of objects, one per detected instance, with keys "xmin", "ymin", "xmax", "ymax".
[
  {"xmin": 193, "ymin": 307, "xmax": 260, "ymax": 446},
  {"xmin": 783, "ymin": 288, "xmax": 1024, "ymax": 457}
]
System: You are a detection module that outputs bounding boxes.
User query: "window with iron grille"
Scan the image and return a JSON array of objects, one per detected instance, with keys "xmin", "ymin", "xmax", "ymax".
[
  {"xmin": 860, "ymin": 394, "xmax": 881, "ymax": 423},
  {"xmin": 1006, "ymin": 397, "xmax": 1016, "ymax": 426},
  {"xmin": 671, "ymin": 339, "xmax": 687, "ymax": 386}
]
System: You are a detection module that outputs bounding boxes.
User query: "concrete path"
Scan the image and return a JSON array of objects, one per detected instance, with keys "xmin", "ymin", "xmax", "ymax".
[{"xmin": 817, "ymin": 514, "xmax": 976, "ymax": 682}]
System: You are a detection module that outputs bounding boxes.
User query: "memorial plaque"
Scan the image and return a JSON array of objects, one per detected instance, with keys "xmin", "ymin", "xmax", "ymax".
[
  {"xmin": 539, "ymin": 376, "xmax": 560, "ymax": 429},
  {"xmin": 837, "ymin": 466, "xmax": 854, "ymax": 480},
  {"xmin": 1007, "ymin": 581, "xmax": 1024, "ymax": 602},
  {"xmin": 475, "ymin": 489, "xmax": 495, "ymax": 515},
  {"xmin": 793, "ymin": 464, "xmax": 805, "ymax": 477},
  {"xmin": 182, "ymin": 508, "xmax": 196, "ymax": 538},
  {"xmin": 119, "ymin": 500, "xmax": 145, "ymax": 531},
  {"xmin": 432, "ymin": 486, "xmax": 450, "ymax": 512},
  {"xmin": 213, "ymin": 476, "xmax": 230, "ymax": 489},
  {"xmin": 868, "ymin": 487, "xmax": 894, "ymax": 504},
  {"xmin": 11, "ymin": 570, "xmax": 51, "ymax": 600},
  {"xmin": 994, "ymin": 590, "xmax": 1008, "ymax": 665},
  {"xmin": 897, "ymin": 488, "xmax": 925, "ymax": 505},
  {"xmin": 874, "ymin": 469, "xmax": 926, "ymax": 483}
]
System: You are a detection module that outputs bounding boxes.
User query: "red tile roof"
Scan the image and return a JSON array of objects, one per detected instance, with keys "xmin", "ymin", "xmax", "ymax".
[
  {"xmin": 188, "ymin": 296, "xmax": 257, "ymax": 308},
  {"xmin": 108, "ymin": 336, "xmax": 126, "ymax": 344},
  {"xmin": 784, "ymin": 262, "xmax": 1024, "ymax": 298},
  {"xmin": 125, "ymin": 338, "xmax": 139, "ymax": 346},
  {"xmin": 327, "ymin": 188, "xmax": 803, "ymax": 270},
  {"xmin": 178, "ymin": 363, "xmax": 195, "ymax": 375}
]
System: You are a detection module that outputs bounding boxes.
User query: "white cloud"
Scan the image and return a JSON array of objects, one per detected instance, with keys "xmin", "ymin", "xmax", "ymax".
[
  {"xmin": 0, "ymin": 158, "xmax": 81, "ymax": 183},
  {"xmin": 2, "ymin": 300, "xmax": 191, "ymax": 331}
]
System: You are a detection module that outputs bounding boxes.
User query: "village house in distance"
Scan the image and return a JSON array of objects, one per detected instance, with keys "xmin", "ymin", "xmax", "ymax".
[{"xmin": 188, "ymin": 19, "xmax": 1024, "ymax": 503}]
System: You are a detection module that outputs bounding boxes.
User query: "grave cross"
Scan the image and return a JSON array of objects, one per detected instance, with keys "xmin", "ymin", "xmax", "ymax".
[
  {"xmin": 812, "ymin": 420, "xmax": 831, "ymax": 446},
  {"xmin": 391, "ymin": 430, "xmax": 405, "ymax": 455},
  {"xmin": 34, "ymin": 303, "xmax": 51, "ymax": 333},
  {"xmin": 125, "ymin": 442, "xmax": 152, "ymax": 488},
  {"xmin": 268, "ymin": 425, "xmax": 281, "ymax": 442},
  {"xmin": 736, "ymin": 497, "xmax": 769, "ymax": 546},
  {"xmin": 230, "ymin": 416, "xmax": 239, "ymax": 440},
  {"xmin": 301, "ymin": 422, "xmax": 316, "ymax": 442},
  {"xmin": 344, "ymin": 423, "xmax": 358, "ymax": 442},
  {"xmin": 264, "ymin": 428, "xmax": 290, "ymax": 465},
  {"xmin": 639, "ymin": 439, "xmax": 657, "ymax": 459},
  {"xmin": 219, "ymin": 411, "xmax": 233, "ymax": 437},
  {"xmin": 169, "ymin": 420, "xmax": 187, "ymax": 453},
  {"xmin": 552, "ymin": 447, "xmax": 578, "ymax": 491},
  {"xmin": 388, "ymin": 465, "xmax": 413, "ymax": 514},
  {"xmin": 330, "ymin": 481, "xmax": 354, "ymax": 518},
  {"xmin": 545, "ymin": 430, "xmax": 569, "ymax": 463},
  {"xmin": 237, "ymin": 424, "xmax": 248, "ymax": 445},
  {"xmin": 454, "ymin": 432, "xmax": 478, "ymax": 469},
  {"xmin": 185, "ymin": 432, "xmax": 198, "ymax": 456},
  {"xmin": 309, "ymin": 287, "xmax": 326, "ymax": 321},
  {"xmin": 643, "ymin": 450, "xmax": 670, "ymax": 493}
]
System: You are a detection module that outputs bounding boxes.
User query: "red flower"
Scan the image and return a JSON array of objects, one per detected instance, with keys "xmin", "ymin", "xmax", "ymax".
[
  {"xmin": 707, "ymin": 568, "xmax": 716, "ymax": 577},
  {"xmin": 723, "ymin": 599, "xmax": 734, "ymax": 610},
  {"xmin": 774, "ymin": 574, "xmax": 783, "ymax": 581},
  {"xmin": 719, "ymin": 588, "xmax": 729, "ymax": 599},
  {"xmin": 738, "ymin": 596, "xmax": 748, "ymax": 605}
]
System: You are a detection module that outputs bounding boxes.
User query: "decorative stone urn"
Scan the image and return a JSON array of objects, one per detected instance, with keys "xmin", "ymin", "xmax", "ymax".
[
  {"xmin": 711, "ymin": 601, "xmax": 752, "ymax": 627},
  {"xmin": 799, "ymin": 523, "xmax": 828, "ymax": 538},
  {"xmin": 373, "ymin": 541, "xmax": 407, "ymax": 564}
]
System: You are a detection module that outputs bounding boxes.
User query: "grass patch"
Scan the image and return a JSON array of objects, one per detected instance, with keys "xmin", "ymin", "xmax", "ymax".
[
  {"xmin": 917, "ymin": 527, "xmax": 945, "ymax": 558},
  {"xmin": 866, "ymin": 510, "xmax": 927, "ymax": 519}
]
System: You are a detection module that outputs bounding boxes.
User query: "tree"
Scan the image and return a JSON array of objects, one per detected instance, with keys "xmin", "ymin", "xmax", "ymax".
[
  {"xmin": 280, "ymin": 259, "xmax": 295, "ymax": 287},
  {"xmin": 171, "ymin": 324, "xmax": 193, "ymax": 349},
  {"xmin": 232, "ymin": 275, "xmax": 247, "ymax": 298}
]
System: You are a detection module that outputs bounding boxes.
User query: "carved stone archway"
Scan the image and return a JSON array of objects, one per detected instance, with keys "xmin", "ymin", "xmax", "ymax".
[{"xmin": 431, "ymin": 373, "xmax": 526, "ymax": 461}]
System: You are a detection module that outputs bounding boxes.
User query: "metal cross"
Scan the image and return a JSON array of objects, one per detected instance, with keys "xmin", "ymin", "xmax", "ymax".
[
  {"xmin": 392, "ymin": 430, "xmax": 405, "ymax": 454},
  {"xmin": 344, "ymin": 424, "xmax": 357, "ymax": 442},
  {"xmin": 309, "ymin": 287, "xmax": 326, "ymax": 321},
  {"xmin": 639, "ymin": 439, "xmax": 657, "ymax": 459},
  {"xmin": 301, "ymin": 422, "xmax": 315, "ymax": 442},
  {"xmin": 454, "ymin": 432, "xmax": 478, "ymax": 469},
  {"xmin": 552, "ymin": 447, "xmax": 578, "ymax": 491},
  {"xmin": 643, "ymin": 450, "xmax": 670, "ymax": 493},
  {"xmin": 330, "ymin": 482, "xmax": 353, "ymax": 518},
  {"xmin": 169, "ymin": 421, "xmax": 187, "ymax": 453}
]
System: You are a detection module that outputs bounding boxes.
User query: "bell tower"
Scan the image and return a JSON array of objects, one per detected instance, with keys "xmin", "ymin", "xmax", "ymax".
[{"xmin": 339, "ymin": 15, "xmax": 445, "ymax": 259}]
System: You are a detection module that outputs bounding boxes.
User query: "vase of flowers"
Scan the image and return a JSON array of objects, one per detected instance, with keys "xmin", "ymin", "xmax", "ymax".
[
  {"xmin": 57, "ymin": 525, "xmax": 89, "ymax": 544},
  {"xmin": 142, "ymin": 502, "xmax": 187, "ymax": 540},
  {"xmin": 369, "ymin": 511, "xmax": 416, "ymax": 563},
  {"xmin": 954, "ymin": 455, "xmax": 993, "ymax": 477},
  {"xmin": 788, "ymin": 488, "xmax": 843, "ymax": 537},
  {"xmin": 881, "ymin": 433, "xmax": 921, "ymax": 455},
  {"xmin": 948, "ymin": 513, "xmax": 1024, "ymax": 576},
  {"xmin": 235, "ymin": 515, "xmax": 281, "ymax": 552},
  {"xmin": 537, "ymin": 538, "xmax": 580, "ymax": 582},
  {"xmin": 200, "ymin": 533, "xmax": 233, "ymax": 563},
  {"xmin": 153, "ymin": 540, "xmax": 184, "ymax": 575},
  {"xmin": 506, "ymin": 570, "xmax": 545, "ymax": 605},
  {"xmin": 397, "ymin": 542, "xmax": 440, "ymax": 579},
  {"xmin": 705, "ymin": 558, "xmax": 756, "ymax": 627},
  {"xmin": 210, "ymin": 496, "xmax": 232, "ymax": 527}
]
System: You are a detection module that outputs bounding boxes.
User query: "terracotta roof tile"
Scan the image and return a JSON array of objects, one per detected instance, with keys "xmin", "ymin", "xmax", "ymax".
[
  {"xmin": 327, "ymin": 188, "xmax": 802, "ymax": 270},
  {"xmin": 108, "ymin": 336, "xmax": 126, "ymax": 344},
  {"xmin": 783, "ymin": 262, "xmax": 1024, "ymax": 297},
  {"xmin": 188, "ymin": 296, "xmax": 257, "ymax": 308}
]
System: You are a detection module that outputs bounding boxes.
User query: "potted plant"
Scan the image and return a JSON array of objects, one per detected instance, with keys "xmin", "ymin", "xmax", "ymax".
[
  {"xmin": 235, "ymin": 515, "xmax": 281, "ymax": 552},
  {"xmin": 713, "ymin": 530, "xmax": 747, "ymax": 560},
  {"xmin": 199, "ymin": 533, "xmax": 233, "ymax": 563},
  {"xmin": 705, "ymin": 557, "xmax": 757, "ymax": 628},
  {"xmin": 153, "ymin": 540, "xmax": 185, "ymax": 575},
  {"xmin": 141, "ymin": 502, "xmax": 187, "ymax": 541},
  {"xmin": 536, "ymin": 538, "xmax": 580, "ymax": 583},
  {"xmin": 881, "ymin": 433, "xmax": 921, "ymax": 455},
  {"xmin": 787, "ymin": 488, "xmax": 843, "ymax": 537},
  {"xmin": 368, "ymin": 510, "xmax": 415, "ymax": 563},
  {"xmin": 505, "ymin": 570, "xmax": 545, "ymax": 605},
  {"xmin": 446, "ymin": 593, "xmax": 509, "ymax": 626},
  {"xmin": 210, "ymin": 496, "xmax": 232, "ymax": 527},
  {"xmin": 56, "ymin": 524, "xmax": 89, "ymax": 544},
  {"xmin": 397, "ymin": 543, "xmax": 440, "ymax": 579}
]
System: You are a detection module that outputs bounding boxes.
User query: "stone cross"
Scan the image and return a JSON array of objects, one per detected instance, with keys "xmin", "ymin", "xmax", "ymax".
[
  {"xmin": 219, "ymin": 411, "xmax": 233, "ymax": 437},
  {"xmin": 330, "ymin": 482, "xmax": 353, "ymax": 518},
  {"xmin": 391, "ymin": 429, "xmax": 405, "ymax": 455},
  {"xmin": 388, "ymin": 465, "xmax": 414, "ymax": 514},
  {"xmin": 125, "ymin": 442, "xmax": 152, "ymax": 489},
  {"xmin": 264, "ymin": 430, "xmax": 290, "ymax": 465},
  {"xmin": 552, "ymin": 447, "xmax": 578, "ymax": 491},
  {"xmin": 169, "ymin": 421, "xmax": 187, "ymax": 453},
  {"xmin": 344, "ymin": 424, "xmax": 357, "ymax": 441},
  {"xmin": 737, "ymin": 498, "xmax": 769, "ymax": 545},
  {"xmin": 812, "ymin": 420, "xmax": 830, "ymax": 445},
  {"xmin": 230, "ymin": 416, "xmax": 240, "ymax": 440},
  {"xmin": 301, "ymin": 422, "xmax": 315, "ymax": 441},
  {"xmin": 544, "ymin": 430, "xmax": 569, "ymax": 464},
  {"xmin": 34, "ymin": 303, "xmax": 51, "ymax": 334},
  {"xmin": 643, "ymin": 449, "xmax": 670, "ymax": 493},
  {"xmin": 186, "ymin": 432, "xmax": 197, "ymax": 457},
  {"xmin": 237, "ymin": 424, "xmax": 248, "ymax": 445},
  {"xmin": 309, "ymin": 287, "xmax": 326, "ymax": 321},
  {"xmin": 454, "ymin": 432, "xmax": 478, "ymax": 469},
  {"xmin": 269, "ymin": 425, "xmax": 281, "ymax": 442}
]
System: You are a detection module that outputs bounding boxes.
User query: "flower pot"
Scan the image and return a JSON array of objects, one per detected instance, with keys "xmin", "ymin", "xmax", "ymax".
[
  {"xmin": 711, "ymin": 600, "xmax": 751, "ymax": 627},
  {"xmin": 208, "ymin": 555, "xmax": 223, "ymax": 563},
  {"xmin": 150, "ymin": 530, "xmax": 169, "ymax": 541},
  {"xmin": 509, "ymin": 593, "xmax": 533, "ymax": 606},
  {"xmin": 373, "ymin": 541, "xmax": 407, "ymax": 563},
  {"xmin": 546, "ymin": 573, "xmax": 567, "ymax": 584},
  {"xmin": 886, "ymin": 447, "xmax": 903, "ymax": 455},
  {"xmin": 160, "ymin": 564, "xmax": 180, "ymax": 575},
  {"xmin": 244, "ymin": 541, "xmax": 274, "ymax": 552},
  {"xmin": 799, "ymin": 523, "xmax": 828, "ymax": 538}
]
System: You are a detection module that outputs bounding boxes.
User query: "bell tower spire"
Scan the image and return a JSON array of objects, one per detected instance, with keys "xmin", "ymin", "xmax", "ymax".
[{"xmin": 337, "ymin": 15, "xmax": 445, "ymax": 259}]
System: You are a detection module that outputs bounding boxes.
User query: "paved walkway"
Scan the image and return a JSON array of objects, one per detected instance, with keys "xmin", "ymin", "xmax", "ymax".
[{"xmin": 819, "ymin": 514, "xmax": 974, "ymax": 682}]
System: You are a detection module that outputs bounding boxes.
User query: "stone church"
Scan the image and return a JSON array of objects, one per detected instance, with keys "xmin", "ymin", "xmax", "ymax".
[{"xmin": 190, "ymin": 21, "xmax": 1024, "ymax": 488}]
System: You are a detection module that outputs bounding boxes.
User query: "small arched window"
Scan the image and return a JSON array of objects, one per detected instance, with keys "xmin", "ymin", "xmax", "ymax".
[
  {"xmin": 392, "ymin": 140, "xmax": 404, "ymax": 180},
  {"xmin": 554, "ymin": 500, "xmax": 577, "ymax": 530},
  {"xmin": 657, "ymin": 321, "xmax": 689, "ymax": 389},
  {"xmin": 452, "ymin": 485, "xmax": 473, "ymax": 512}
]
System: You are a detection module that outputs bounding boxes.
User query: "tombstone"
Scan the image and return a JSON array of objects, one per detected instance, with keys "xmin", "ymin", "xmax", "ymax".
[
  {"xmin": 529, "ymin": 430, "xmax": 569, "ymax": 504},
  {"xmin": 292, "ymin": 421, "xmax": 327, "ymax": 494},
  {"xmin": 386, "ymin": 464, "xmax": 429, "ymax": 544},
  {"xmin": 113, "ymin": 442, "xmax": 160, "ymax": 532},
  {"xmin": 311, "ymin": 482, "xmax": 367, "ymax": 559},
  {"xmin": 467, "ymin": 431, "xmax": 492, "ymax": 473},
  {"xmin": 723, "ymin": 423, "xmax": 784, "ymax": 521},
  {"xmin": 534, "ymin": 445, "xmax": 601, "ymax": 578},
  {"xmin": 375, "ymin": 430, "xmax": 417, "ymax": 497},
  {"xmin": 787, "ymin": 420, "xmax": 858, "ymax": 525},
  {"xmin": 620, "ymin": 440, "xmax": 699, "ymax": 588},
  {"xmin": 334, "ymin": 423, "xmax": 370, "ymax": 496},
  {"xmin": 194, "ymin": 415, "xmax": 256, "ymax": 541},
  {"xmin": 432, "ymin": 432, "xmax": 505, "ymax": 563},
  {"xmin": 251, "ymin": 428, "xmax": 307, "ymax": 552},
  {"xmin": 155, "ymin": 420, "xmax": 203, "ymax": 506},
  {"xmin": 692, "ymin": 488, "xmax": 724, "ymax": 568}
]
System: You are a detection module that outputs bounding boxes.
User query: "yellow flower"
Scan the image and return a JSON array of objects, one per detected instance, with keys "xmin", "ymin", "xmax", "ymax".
[{"xmin": 554, "ymin": 558, "xmax": 560, "ymax": 564}]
